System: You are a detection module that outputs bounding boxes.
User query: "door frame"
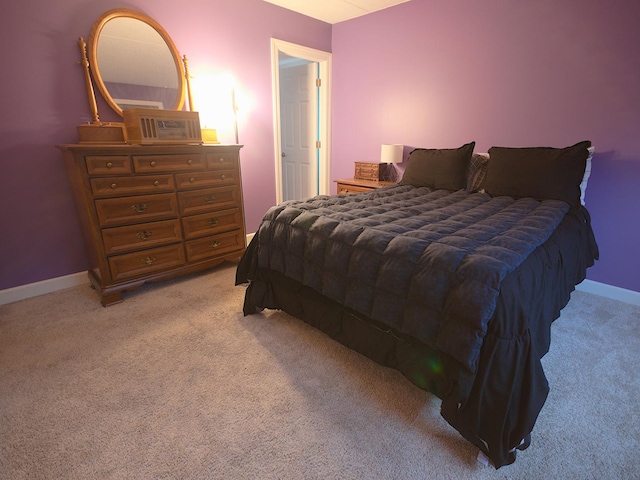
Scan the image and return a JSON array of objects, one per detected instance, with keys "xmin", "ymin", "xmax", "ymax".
[{"xmin": 271, "ymin": 38, "xmax": 332, "ymax": 204}]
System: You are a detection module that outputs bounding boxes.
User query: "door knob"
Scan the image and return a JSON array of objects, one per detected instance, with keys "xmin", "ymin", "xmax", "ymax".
[{"xmin": 281, "ymin": 152, "xmax": 287, "ymax": 157}]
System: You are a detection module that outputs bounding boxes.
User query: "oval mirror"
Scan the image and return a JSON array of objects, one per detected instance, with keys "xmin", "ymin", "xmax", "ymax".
[{"xmin": 88, "ymin": 9, "xmax": 186, "ymax": 116}]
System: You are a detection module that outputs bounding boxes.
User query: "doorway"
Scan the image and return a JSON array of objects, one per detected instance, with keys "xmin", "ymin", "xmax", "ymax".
[
  {"xmin": 271, "ymin": 39, "xmax": 332, "ymax": 204},
  {"xmin": 279, "ymin": 57, "xmax": 317, "ymax": 201}
]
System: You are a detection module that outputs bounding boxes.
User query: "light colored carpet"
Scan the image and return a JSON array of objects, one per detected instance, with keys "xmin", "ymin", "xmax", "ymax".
[{"xmin": 1, "ymin": 262, "xmax": 638, "ymax": 479}]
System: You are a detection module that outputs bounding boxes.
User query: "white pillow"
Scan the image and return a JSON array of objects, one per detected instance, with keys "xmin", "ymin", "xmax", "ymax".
[{"xmin": 580, "ymin": 146, "xmax": 595, "ymax": 205}]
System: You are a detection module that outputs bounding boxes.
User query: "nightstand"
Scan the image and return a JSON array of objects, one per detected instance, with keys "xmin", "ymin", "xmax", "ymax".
[{"xmin": 335, "ymin": 178, "xmax": 396, "ymax": 194}]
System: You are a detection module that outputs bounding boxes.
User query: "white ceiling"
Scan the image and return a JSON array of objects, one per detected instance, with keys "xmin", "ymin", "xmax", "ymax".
[{"xmin": 264, "ymin": 0, "xmax": 411, "ymax": 24}]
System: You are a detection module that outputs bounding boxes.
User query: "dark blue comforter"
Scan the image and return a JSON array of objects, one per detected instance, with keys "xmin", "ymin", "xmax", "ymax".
[{"xmin": 252, "ymin": 185, "xmax": 569, "ymax": 373}]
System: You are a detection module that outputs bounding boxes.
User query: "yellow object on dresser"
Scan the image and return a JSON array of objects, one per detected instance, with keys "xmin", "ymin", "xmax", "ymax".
[{"xmin": 59, "ymin": 143, "xmax": 245, "ymax": 305}]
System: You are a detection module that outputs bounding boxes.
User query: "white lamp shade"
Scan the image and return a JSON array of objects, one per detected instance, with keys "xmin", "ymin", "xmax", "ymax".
[{"xmin": 381, "ymin": 144, "xmax": 403, "ymax": 163}]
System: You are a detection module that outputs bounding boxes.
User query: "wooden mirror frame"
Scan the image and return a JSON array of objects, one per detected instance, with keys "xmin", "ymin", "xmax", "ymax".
[{"xmin": 87, "ymin": 8, "xmax": 187, "ymax": 117}]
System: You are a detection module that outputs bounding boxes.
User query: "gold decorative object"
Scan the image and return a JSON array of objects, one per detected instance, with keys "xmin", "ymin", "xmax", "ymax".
[
  {"xmin": 131, "ymin": 203, "xmax": 148, "ymax": 213},
  {"xmin": 201, "ymin": 128, "xmax": 219, "ymax": 144},
  {"xmin": 141, "ymin": 256, "xmax": 156, "ymax": 265}
]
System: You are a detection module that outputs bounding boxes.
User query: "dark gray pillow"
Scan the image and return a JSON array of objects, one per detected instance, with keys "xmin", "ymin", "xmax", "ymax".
[
  {"xmin": 399, "ymin": 142, "xmax": 475, "ymax": 191},
  {"xmin": 484, "ymin": 141, "xmax": 591, "ymax": 208}
]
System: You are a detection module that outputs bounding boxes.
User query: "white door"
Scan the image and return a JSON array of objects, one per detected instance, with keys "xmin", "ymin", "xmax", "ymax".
[
  {"xmin": 279, "ymin": 61, "xmax": 318, "ymax": 201},
  {"xmin": 271, "ymin": 38, "xmax": 332, "ymax": 205}
]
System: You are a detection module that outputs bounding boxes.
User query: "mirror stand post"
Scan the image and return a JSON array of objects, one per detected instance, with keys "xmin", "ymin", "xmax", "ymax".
[
  {"xmin": 78, "ymin": 37, "xmax": 100, "ymax": 125},
  {"xmin": 183, "ymin": 54, "xmax": 194, "ymax": 112},
  {"xmin": 76, "ymin": 36, "xmax": 126, "ymax": 143}
]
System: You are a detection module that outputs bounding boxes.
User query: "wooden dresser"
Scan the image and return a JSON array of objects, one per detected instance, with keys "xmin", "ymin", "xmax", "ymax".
[{"xmin": 59, "ymin": 143, "xmax": 245, "ymax": 305}]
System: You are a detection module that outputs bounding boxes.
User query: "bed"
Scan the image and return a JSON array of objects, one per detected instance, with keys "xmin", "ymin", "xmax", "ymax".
[{"xmin": 235, "ymin": 141, "xmax": 598, "ymax": 468}]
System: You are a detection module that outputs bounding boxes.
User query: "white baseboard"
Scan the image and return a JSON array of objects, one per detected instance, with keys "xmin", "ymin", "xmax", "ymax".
[
  {"xmin": 576, "ymin": 279, "xmax": 640, "ymax": 306},
  {"xmin": 3, "ymin": 258, "xmax": 637, "ymax": 308},
  {"xmin": 0, "ymin": 233, "xmax": 259, "ymax": 307},
  {"xmin": 0, "ymin": 272, "xmax": 89, "ymax": 306}
]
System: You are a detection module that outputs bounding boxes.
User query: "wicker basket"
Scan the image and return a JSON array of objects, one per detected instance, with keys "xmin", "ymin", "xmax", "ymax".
[{"xmin": 354, "ymin": 162, "xmax": 388, "ymax": 181}]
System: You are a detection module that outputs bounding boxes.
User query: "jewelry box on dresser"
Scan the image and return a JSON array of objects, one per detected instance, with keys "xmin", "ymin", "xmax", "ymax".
[{"xmin": 59, "ymin": 143, "xmax": 245, "ymax": 305}]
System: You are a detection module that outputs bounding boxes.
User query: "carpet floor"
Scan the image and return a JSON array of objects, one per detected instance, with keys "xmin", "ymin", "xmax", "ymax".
[{"xmin": 1, "ymin": 262, "xmax": 639, "ymax": 479}]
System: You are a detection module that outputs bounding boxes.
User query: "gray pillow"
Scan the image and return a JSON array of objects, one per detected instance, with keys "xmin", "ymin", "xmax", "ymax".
[
  {"xmin": 399, "ymin": 142, "xmax": 475, "ymax": 191},
  {"xmin": 484, "ymin": 141, "xmax": 591, "ymax": 208}
]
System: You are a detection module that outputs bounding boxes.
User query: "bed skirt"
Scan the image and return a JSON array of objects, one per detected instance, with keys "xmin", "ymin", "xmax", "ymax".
[{"xmin": 236, "ymin": 207, "xmax": 598, "ymax": 468}]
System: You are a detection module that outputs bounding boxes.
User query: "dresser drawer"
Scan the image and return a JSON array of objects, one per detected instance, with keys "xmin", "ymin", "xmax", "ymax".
[
  {"xmin": 337, "ymin": 184, "xmax": 372, "ymax": 194},
  {"xmin": 102, "ymin": 219, "xmax": 183, "ymax": 255},
  {"xmin": 175, "ymin": 169, "xmax": 239, "ymax": 190},
  {"xmin": 207, "ymin": 152, "xmax": 238, "ymax": 170},
  {"xmin": 59, "ymin": 142, "xmax": 244, "ymax": 306},
  {"xmin": 108, "ymin": 244, "xmax": 186, "ymax": 281},
  {"xmin": 90, "ymin": 175, "xmax": 175, "ymax": 196},
  {"xmin": 95, "ymin": 193, "xmax": 178, "ymax": 227},
  {"xmin": 177, "ymin": 186, "xmax": 240, "ymax": 216},
  {"xmin": 182, "ymin": 209, "xmax": 242, "ymax": 239},
  {"xmin": 133, "ymin": 154, "xmax": 206, "ymax": 173},
  {"xmin": 86, "ymin": 155, "xmax": 132, "ymax": 175},
  {"xmin": 185, "ymin": 231, "xmax": 244, "ymax": 262}
]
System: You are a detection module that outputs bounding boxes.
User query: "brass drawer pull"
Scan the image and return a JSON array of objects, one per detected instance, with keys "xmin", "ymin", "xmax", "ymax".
[
  {"xmin": 187, "ymin": 159, "xmax": 193, "ymax": 165},
  {"xmin": 106, "ymin": 161, "xmax": 113, "ymax": 168},
  {"xmin": 220, "ymin": 174, "xmax": 226, "ymax": 180},
  {"xmin": 136, "ymin": 230, "xmax": 153, "ymax": 240},
  {"xmin": 153, "ymin": 180, "xmax": 160, "ymax": 187},
  {"xmin": 131, "ymin": 203, "xmax": 148, "ymax": 213},
  {"xmin": 110, "ymin": 183, "xmax": 117, "ymax": 189},
  {"xmin": 141, "ymin": 255, "xmax": 156, "ymax": 265},
  {"xmin": 189, "ymin": 177, "xmax": 195, "ymax": 183},
  {"xmin": 149, "ymin": 161, "xmax": 156, "ymax": 167},
  {"xmin": 218, "ymin": 157, "xmax": 225, "ymax": 163},
  {"xmin": 207, "ymin": 218, "xmax": 219, "ymax": 226},
  {"xmin": 210, "ymin": 241, "xmax": 220, "ymax": 249},
  {"xmin": 204, "ymin": 195, "xmax": 216, "ymax": 203}
]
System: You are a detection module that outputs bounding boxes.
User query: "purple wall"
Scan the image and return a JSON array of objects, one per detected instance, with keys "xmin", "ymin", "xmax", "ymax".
[
  {"xmin": 332, "ymin": 0, "xmax": 640, "ymax": 293},
  {"xmin": 0, "ymin": 0, "xmax": 330, "ymax": 290},
  {"xmin": 1, "ymin": 0, "xmax": 638, "ymax": 295}
]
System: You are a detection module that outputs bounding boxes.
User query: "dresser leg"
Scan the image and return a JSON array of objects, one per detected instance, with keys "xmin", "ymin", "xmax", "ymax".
[{"xmin": 100, "ymin": 291, "xmax": 124, "ymax": 307}]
